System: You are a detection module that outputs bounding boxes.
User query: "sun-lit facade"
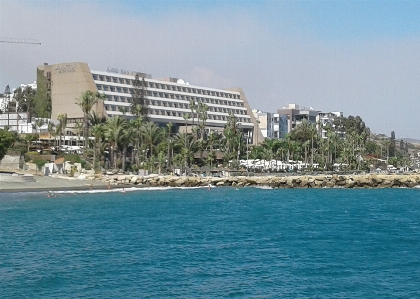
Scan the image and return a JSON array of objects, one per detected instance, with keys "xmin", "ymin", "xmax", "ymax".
[{"xmin": 37, "ymin": 62, "xmax": 263, "ymax": 144}]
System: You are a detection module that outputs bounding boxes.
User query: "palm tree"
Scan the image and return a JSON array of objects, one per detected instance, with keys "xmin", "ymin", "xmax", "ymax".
[
  {"xmin": 105, "ymin": 116, "xmax": 129, "ymax": 169},
  {"xmin": 206, "ymin": 130, "xmax": 221, "ymax": 167},
  {"xmin": 130, "ymin": 74, "xmax": 149, "ymax": 121},
  {"xmin": 183, "ymin": 113, "xmax": 190, "ymax": 152},
  {"xmin": 189, "ymin": 100, "xmax": 197, "ymax": 129},
  {"xmin": 382, "ymin": 137, "xmax": 391, "ymax": 166},
  {"xmin": 89, "ymin": 111, "xmax": 106, "ymax": 126},
  {"xmin": 91, "ymin": 124, "xmax": 105, "ymax": 170},
  {"xmin": 76, "ymin": 90, "xmax": 105, "ymax": 148},
  {"xmin": 57, "ymin": 113, "xmax": 67, "ymax": 147},
  {"xmin": 32, "ymin": 118, "xmax": 45, "ymax": 145},
  {"xmin": 174, "ymin": 132, "xmax": 199, "ymax": 171},
  {"xmin": 223, "ymin": 112, "xmax": 242, "ymax": 164},
  {"xmin": 292, "ymin": 119, "xmax": 318, "ymax": 168},
  {"xmin": 197, "ymin": 102, "xmax": 209, "ymax": 140},
  {"xmin": 120, "ymin": 127, "xmax": 136, "ymax": 171},
  {"xmin": 129, "ymin": 114, "xmax": 145, "ymax": 166},
  {"xmin": 47, "ymin": 121, "xmax": 58, "ymax": 147},
  {"xmin": 165, "ymin": 122, "xmax": 174, "ymax": 169},
  {"xmin": 71, "ymin": 121, "xmax": 84, "ymax": 147},
  {"xmin": 118, "ymin": 106, "xmax": 129, "ymax": 115},
  {"xmin": 141, "ymin": 122, "xmax": 164, "ymax": 161}
]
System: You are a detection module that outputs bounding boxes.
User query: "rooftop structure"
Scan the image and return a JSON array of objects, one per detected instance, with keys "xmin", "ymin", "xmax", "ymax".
[
  {"xmin": 277, "ymin": 104, "xmax": 321, "ymax": 132},
  {"xmin": 252, "ymin": 109, "xmax": 288, "ymax": 139}
]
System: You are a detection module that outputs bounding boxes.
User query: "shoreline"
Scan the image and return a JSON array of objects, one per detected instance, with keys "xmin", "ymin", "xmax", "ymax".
[{"xmin": 1, "ymin": 172, "xmax": 420, "ymax": 193}]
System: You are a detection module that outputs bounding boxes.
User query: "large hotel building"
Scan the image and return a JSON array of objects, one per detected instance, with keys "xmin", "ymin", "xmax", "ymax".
[{"xmin": 37, "ymin": 62, "xmax": 263, "ymax": 144}]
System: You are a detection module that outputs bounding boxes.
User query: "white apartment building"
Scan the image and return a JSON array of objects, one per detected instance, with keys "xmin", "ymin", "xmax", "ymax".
[
  {"xmin": 252, "ymin": 109, "xmax": 288, "ymax": 139},
  {"xmin": 277, "ymin": 104, "xmax": 321, "ymax": 132},
  {"xmin": 0, "ymin": 112, "xmax": 33, "ymax": 133},
  {"xmin": 37, "ymin": 62, "xmax": 263, "ymax": 145},
  {"xmin": 316, "ymin": 111, "xmax": 345, "ymax": 138}
]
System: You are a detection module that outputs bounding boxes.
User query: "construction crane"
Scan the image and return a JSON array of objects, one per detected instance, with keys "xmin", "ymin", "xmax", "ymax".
[{"xmin": 0, "ymin": 37, "xmax": 41, "ymax": 45}]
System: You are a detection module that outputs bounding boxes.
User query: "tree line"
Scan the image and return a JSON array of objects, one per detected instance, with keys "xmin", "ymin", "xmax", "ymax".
[{"xmin": 0, "ymin": 77, "xmax": 413, "ymax": 172}]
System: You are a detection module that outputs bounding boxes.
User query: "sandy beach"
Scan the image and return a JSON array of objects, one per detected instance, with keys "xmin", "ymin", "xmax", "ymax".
[{"xmin": 0, "ymin": 174, "xmax": 113, "ymax": 193}]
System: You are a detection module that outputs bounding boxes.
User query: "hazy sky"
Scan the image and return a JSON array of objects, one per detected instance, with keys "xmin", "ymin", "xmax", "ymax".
[{"xmin": 1, "ymin": 0, "xmax": 420, "ymax": 139}]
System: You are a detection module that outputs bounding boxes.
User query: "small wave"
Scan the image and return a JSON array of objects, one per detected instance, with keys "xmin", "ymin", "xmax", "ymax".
[
  {"xmin": 51, "ymin": 185, "xmax": 211, "ymax": 194},
  {"xmin": 255, "ymin": 185, "xmax": 273, "ymax": 190}
]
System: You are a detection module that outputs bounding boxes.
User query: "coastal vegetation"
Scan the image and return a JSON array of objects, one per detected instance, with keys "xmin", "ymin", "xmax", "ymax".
[
  {"xmin": 0, "ymin": 84, "xmax": 414, "ymax": 174},
  {"xmin": 0, "ymin": 129, "xmax": 16, "ymax": 161},
  {"xmin": 41, "ymin": 89, "xmax": 411, "ymax": 174}
]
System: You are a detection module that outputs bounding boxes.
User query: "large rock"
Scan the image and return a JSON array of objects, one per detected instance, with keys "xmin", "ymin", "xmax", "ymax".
[
  {"xmin": 379, "ymin": 180, "xmax": 394, "ymax": 188},
  {"xmin": 174, "ymin": 178, "xmax": 187, "ymax": 187},
  {"xmin": 344, "ymin": 178, "xmax": 357, "ymax": 188},
  {"xmin": 117, "ymin": 175, "xmax": 127, "ymax": 181},
  {"xmin": 130, "ymin": 176, "xmax": 139, "ymax": 184}
]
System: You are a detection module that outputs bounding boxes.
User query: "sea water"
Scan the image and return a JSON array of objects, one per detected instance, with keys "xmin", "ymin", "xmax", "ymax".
[{"xmin": 1, "ymin": 187, "xmax": 419, "ymax": 298}]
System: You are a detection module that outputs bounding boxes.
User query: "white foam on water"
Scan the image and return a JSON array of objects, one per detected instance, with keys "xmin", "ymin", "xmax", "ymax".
[
  {"xmin": 51, "ymin": 185, "xmax": 211, "ymax": 194},
  {"xmin": 255, "ymin": 185, "xmax": 273, "ymax": 190}
]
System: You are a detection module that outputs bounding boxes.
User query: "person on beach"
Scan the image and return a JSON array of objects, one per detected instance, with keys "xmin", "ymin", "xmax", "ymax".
[
  {"xmin": 108, "ymin": 181, "xmax": 111, "ymax": 190},
  {"xmin": 121, "ymin": 188, "xmax": 126, "ymax": 194},
  {"xmin": 47, "ymin": 191, "xmax": 51, "ymax": 198}
]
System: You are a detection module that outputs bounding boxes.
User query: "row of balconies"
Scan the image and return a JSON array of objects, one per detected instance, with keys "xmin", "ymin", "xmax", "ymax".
[
  {"xmin": 105, "ymin": 105, "xmax": 251, "ymax": 123},
  {"xmin": 93, "ymin": 73, "xmax": 240, "ymax": 99},
  {"xmin": 103, "ymin": 96, "xmax": 247, "ymax": 115},
  {"xmin": 97, "ymin": 84, "xmax": 244, "ymax": 107}
]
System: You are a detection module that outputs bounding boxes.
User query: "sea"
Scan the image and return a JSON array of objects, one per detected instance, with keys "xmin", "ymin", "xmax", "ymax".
[{"xmin": 1, "ymin": 187, "xmax": 419, "ymax": 298}]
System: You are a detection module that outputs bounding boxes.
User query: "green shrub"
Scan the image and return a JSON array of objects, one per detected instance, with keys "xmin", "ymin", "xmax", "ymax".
[
  {"xmin": 64, "ymin": 154, "xmax": 83, "ymax": 164},
  {"xmin": 27, "ymin": 151, "xmax": 40, "ymax": 155},
  {"xmin": 32, "ymin": 156, "xmax": 48, "ymax": 170}
]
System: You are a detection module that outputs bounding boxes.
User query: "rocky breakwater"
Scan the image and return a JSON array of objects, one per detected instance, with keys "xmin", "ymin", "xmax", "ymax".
[{"xmin": 93, "ymin": 173, "xmax": 420, "ymax": 189}]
